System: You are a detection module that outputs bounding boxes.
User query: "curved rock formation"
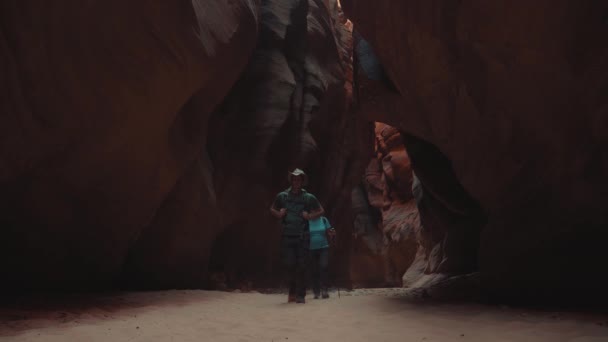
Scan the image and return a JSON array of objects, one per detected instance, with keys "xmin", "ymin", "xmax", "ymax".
[
  {"xmin": 205, "ymin": 0, "xmax": 366, "ymax": 289},
  {"xmin": 0, "ymin": 0, "xmax": 259, "ymax": 290},
  {"xmin": 344, "ymin": 0, "xmax": 608, "ymax": 303},
  {"xmin": 351, "ymin": 123, "xmax": 421, "ymax": 287},
  {"xmin": 0, "ymin": 0, "xmax": 367, "ymax": 292}
]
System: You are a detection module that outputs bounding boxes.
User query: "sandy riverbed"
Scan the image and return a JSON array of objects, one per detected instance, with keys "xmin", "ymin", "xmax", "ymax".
[{"xmin": 1, "ymin": 289, "xmax": 607, "ymax": 341}]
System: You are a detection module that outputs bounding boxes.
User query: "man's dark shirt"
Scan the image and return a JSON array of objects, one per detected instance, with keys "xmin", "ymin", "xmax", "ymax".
[{"xmin": 273, "ymin": 188, "xmax": 321, "ymax": 237}]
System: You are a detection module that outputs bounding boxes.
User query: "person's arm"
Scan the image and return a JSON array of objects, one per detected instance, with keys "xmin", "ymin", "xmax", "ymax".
[
  {"xmin": 270, "ymin": 194, "xmax": 287, "ymax": 219},
  {"xmin": 302, "ymin": 194, "xmax": 323, "ymax": 220},
  {"xmin": 270, "ymin": 206, "xmax": 286, "ymax": 219},
  {"xmin": 326, "ymin": 223, "xmax": 336, "ymax": 240},
  {"xmin": 307, "ymin": 205, "xmax": 324, "ymax": 220},
  {"xmin": 322, "ymin": 217, "xmax": 336, "ymax": 243}
]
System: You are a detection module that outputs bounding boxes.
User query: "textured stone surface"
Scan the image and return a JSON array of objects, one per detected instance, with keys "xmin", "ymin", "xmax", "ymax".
[
  {"xmin": 351, "ymin": 123, "xmax": 422, "ymax": 287},
  {"xmin": 0, "ymin": 0, "xmax": 259, "ymax": 290},
  {"xmin": 344, "ymin": 0, "xmax": 608, "ymax": 302},
  {"xmin": 0, "ymin": 0, "xmax": 366, "ymax": 291},
  {"xmin": 204, "ymin": 0, "xmax": 365, "ymax": 289}
]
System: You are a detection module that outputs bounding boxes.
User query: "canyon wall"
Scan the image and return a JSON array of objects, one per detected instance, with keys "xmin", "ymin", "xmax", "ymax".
[
  {"xmin": 0, "ymin": 0, "xmax": 364, "ymax": 290},
  {"xmin": 0, "ymin": 0, "xmax": 260, "ymax": 290},
  {"xmin": 350, "ymin": 123, "xmax": 421, "ymax": 287},
  {"xmin": 204, "ymin": 0, "xmax": 366, "ymax": 289},
  {"xmin": 343, "ymin": 0, "xmax": 608, "ymax": 302}
]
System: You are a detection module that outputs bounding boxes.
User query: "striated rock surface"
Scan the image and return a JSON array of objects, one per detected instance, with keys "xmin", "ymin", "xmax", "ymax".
[
  {"xmin": 0, "ymin": 0, "xmax": 366, "ymax": 291},
  {"xmin": 344, "ymin": 0, "xmax": 608, "ymax": 302},
  {"xmin": 204, "ymin": 0, "xmax": 366, "ymax": 289},
  {"xmin": 351, "ymin": 123, "xmax": 421, "ymax": 287},
  {"xmin": 0, "ymin": 0, "xmax": 259, "ymax": 290}
]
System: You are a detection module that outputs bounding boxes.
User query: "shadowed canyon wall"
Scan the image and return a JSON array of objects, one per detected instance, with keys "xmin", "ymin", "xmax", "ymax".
[
  {"xmin": 0, "ymin": 0, "xmax": 367, "ymax": 290},
  {"xmin": 4, "ymin": 0, "xmax": 607, "ymax": 304},
  {"xmin": 203, "ymin": 0, "xmax": 367, "ymax": 289},
  {"xmin": 0, "ymin": 0, "xmax": 260, "ymax": 290},
  {"xmin": 343, "ymin": 0, "xmax": 608, "ymax": 303}
]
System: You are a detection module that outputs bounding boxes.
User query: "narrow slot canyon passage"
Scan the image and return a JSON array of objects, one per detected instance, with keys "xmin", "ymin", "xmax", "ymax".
[{"xmin": 1, "ymin": 0, "xmax": 608, "ymax": 341}]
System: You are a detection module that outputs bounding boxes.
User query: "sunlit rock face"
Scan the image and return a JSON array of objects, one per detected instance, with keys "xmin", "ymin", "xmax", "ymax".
[
  {"xmin": 351, "ymin": 123, "xmax": 421, "ymax": 287},
  {"xmin": 349, "ymin": 122, "xmax": 481, "ymax": 290},
  {"xmin": 344, "ymin": 0, "xmax": 608, "ymax": 302},
  {"xmin": 205, "ymin": 0, "xmax": 367, "ymax": 289},
  {"xmin": 0, "ymin": 0, "xmax": 259, "ymax": 290}
]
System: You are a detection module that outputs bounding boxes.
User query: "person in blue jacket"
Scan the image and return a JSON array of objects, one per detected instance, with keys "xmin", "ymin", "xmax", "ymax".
[{"xmin": 308, "ymin": 215, "xmax": 336, "ymax": 299}]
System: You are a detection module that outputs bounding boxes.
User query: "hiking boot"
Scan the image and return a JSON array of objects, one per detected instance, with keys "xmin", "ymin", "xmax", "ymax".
[
  {"xmin": 296, "ymin": 296, "xmax": 306, "ymax": 304},
  {"xmin": 288, "ymin": 294, "xmax": 296, "ymax": 303},
  {"xmin": 313, "ymin": 292, "xmax": 320, "ymax": 299},
  {"xmin": 321, "ymin": 289, "xmax": 329, "ymax": 299}
]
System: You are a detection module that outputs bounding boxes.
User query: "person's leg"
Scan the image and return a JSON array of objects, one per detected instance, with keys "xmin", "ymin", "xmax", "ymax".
[
  {"xmin": 310, "ymin": 249, "xmax": 321, "ymax": 298},
  {"xmin": 282, "ymin": 237, "xmax": 297, "ymax": 302},
  {"xmin": 295, "ymin": 236, "xmax": 309, "ymax": 302},
  {"xmin": 319, "ymin": 248, "xmax": 330, "ymax": 298}
]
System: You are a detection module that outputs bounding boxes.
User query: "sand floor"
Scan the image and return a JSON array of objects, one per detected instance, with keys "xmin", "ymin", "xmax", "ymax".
[{"xmin": 1, "ymin": 289, "xmax": 607, "ymax": 342}]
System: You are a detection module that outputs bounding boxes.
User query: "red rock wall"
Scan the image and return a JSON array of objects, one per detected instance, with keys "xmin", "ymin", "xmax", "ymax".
[
  {"xmin": 343, "ymin": 0, "xmax": 608, "ymax": 303},
  {"xmin": 0, "ymin": 0, "xmax": 259, "ymax": 290},
  {"xmin": 204, "ymin": 0, "xmax": 367, "ymax": 289},
  {"xmin": 0, "ymin": 0, "xmax": 370, "ymax": 291},
  {"xmin": 351, "ymin": 123, "xmax": 421, "ymax": 287}
]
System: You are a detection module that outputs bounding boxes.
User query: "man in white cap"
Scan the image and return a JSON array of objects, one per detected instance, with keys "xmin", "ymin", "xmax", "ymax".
[{"xmin": 270, "ymin": 168, "xmax": 324, "ymax": 303}]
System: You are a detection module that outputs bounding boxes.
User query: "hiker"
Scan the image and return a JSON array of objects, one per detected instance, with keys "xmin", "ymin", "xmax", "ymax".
[
  {"xmin": 308, "ymin": 215, "xmax": 336, "ymax": 299},
  {"xmin": 270, "ymin": 168, "xmax": 324, "ymax": 304}
]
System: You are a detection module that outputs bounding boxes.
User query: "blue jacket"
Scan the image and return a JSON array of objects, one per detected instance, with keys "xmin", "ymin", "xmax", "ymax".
[{"xmin": 308, "ymin": 216, "xmax": 331, "ymax": 250}]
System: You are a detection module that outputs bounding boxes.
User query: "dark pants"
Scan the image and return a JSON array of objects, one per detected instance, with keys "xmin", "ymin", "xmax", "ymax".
[
  {"xmin": 310, "ymin": 248, "xmax": 329, "ymax": 295},
  {"xmin": 282, "ymin": 235, "xmax": 309, "ymax": 298}
]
